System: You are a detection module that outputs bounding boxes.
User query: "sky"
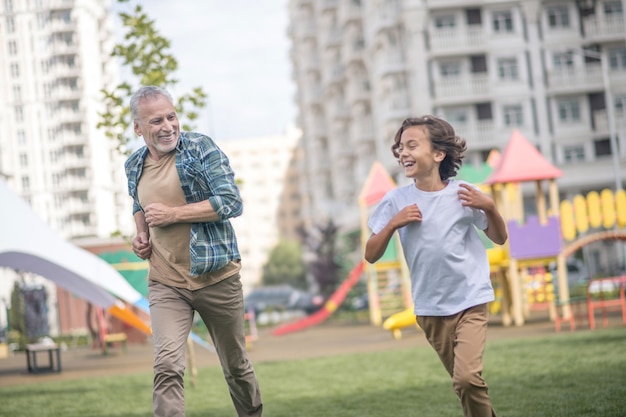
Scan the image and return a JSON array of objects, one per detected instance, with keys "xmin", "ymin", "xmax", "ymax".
[{"xmin": 114, "ymin": 1, "xmax": 297, "ymax": 141}]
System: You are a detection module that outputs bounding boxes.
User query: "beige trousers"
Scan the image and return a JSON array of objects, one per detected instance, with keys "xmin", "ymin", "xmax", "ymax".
[
  {"xmin": 417, "ymin": 303, "xmax": 497, "ymax": 417},
  {"xmin": 149, "ymin": 275, "xmax": 262, "ymax": 417}
]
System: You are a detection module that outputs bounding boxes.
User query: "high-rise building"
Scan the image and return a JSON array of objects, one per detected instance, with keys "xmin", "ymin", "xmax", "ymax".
[
  {"xmin": 220, "ymin": 127, "xmax": 303, "ymax": 294},
  {"xmin": 0, "ymin": 0, "xmax": 132, "ymax": 335},
  {"xmin": 288, "ymin": 0, "xmax": 626, "ymax": 236}
]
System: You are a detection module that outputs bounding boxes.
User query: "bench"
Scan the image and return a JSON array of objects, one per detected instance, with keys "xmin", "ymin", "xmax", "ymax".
[
  {"xmin": 25, "ymin": 343, "xmax": 61, "ymax": 373},
  {"xmin": 102, "ymin": 333, "xmax": 128, "ymax": 355},
  {"xmin": 587, "ymin": 276, "xmax": 626, "ymax": 330}
]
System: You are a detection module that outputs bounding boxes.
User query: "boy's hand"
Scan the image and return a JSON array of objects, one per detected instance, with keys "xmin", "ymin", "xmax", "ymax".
[
  {"xmin": 458, "ymin": 184, "xmax": 495, "ymax": 212},
  {"xmin": 392, "ymin": 204, "xmax": 423, "ymax": 228}
]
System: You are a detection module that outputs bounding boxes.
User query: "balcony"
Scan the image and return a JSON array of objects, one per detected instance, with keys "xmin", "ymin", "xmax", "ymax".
[
  {"xmin": 429, "ymin": 27, "xmax": 486, "ymax": 55},
  {"xmin": 338, "ymin": 1, "xmax": 362, "ymax": 25},
  {"xmin": 433, "ymin": 73, "xmax": 489, "ymax": 102},
  {"xmin": 49, "ymin": 18, "xmax": 76, "ymax": 33},
  {"xmin": 49, "ymin": 41, "xmax": 78, "ymax": 56},
  {"xmin": 547, "ymin": 62, "xmax": 603, "ymax": 93},
  {"xmin": 583, "ymin": 14, "xmax": 625, "ymax": 40},
  {"xmin": 453, "ymin": 120, "xmax": 527, "ymax": 151},
  {"xmin": 49, "ymin": 0, "xmax": 74, "ymax": 11},
  {"xmin": 593, "ymin": 109, "xmax": 626, "ymax": 135},
  {"xmin": 320, "ymin": 27, "xmax": 341, "ymax": 48},
  {"xmin": 346, "ymin": 80, "xmax": 370, "ymax": 104}
]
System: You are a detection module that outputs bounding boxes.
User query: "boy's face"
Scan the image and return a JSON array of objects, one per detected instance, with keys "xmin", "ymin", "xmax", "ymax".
[{"xmin": 397, "ymin": 126, "xmax": 445, "ymax": 180}]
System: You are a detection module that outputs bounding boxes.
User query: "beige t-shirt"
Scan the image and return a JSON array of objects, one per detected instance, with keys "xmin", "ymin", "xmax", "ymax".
[{"xmin": 137, "ymin": 151, "xmax": 240, "ymax": 290}]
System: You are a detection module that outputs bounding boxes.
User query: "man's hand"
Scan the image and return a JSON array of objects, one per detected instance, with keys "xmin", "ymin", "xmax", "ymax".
[
  {"xmin": 144, "ymin": 203, "xmax": 176, "ymax": 227},
  {"xmin": 132, "ymin": 232, "xmax": 152, "ymax": 260}
]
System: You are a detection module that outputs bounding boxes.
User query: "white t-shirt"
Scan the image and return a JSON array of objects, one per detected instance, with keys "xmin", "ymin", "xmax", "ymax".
[{"xmin": 368, "ymin": 179, "xmax": 494, "ymax": 316}]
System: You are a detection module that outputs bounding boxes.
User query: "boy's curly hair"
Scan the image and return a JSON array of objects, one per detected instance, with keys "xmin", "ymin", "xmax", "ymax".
[{"xmin": 391, "ymin": 115, "xmax": 467, "ymax": 181}]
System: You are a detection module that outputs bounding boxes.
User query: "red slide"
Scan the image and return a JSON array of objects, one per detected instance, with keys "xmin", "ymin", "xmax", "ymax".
[{"xmin": 272, "ymin": 262, "xmax": 365, "ymax": 336}]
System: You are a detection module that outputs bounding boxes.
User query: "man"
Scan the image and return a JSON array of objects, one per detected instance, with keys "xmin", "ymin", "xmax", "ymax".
[{"xmin": 125, "ymin": 86, "xmax": 263, "ymax": 417}]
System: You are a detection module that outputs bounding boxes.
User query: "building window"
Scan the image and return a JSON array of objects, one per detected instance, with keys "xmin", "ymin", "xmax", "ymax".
[
  {"xmin": 19, "ymin": 153, "xmax": 28, "ymax": 167},
  {"xmin": 470, "ymin": 55, "xmax": 487, "ymax": 73},
  {"xmin": 12, "ymin": 84, "xmax": 21, "ymax": 101},
  {"xmin": 553, "ymin": 51, "xmax": 574, "ymax": 69},
  {"xmin": 558, "ymin": 100, "xmax": 581, "ymax": 122},
  {"xmin": 564, "ymin": 145, "xmax": 585, "ymax": 163},
  {"xmin": 8, "ymin": 40, "xmax": 17, "ymax": 55},
  {"xmin": 444, "ymin": 109, "xmax": 468, "ymax": 124},
  {"xmin": 547, "ymin": 6, "xmax": 570, "ymax": 28},
  {"xmin": 466, "ymin": 8, "xmax": 482, "ymax": 25},
  {"xmin": 476, "ymin": 103, "xmax": 493, "ymax": 120},
  {"xmin": 440, "ymin": 62, "xmax": 461, "ymax": 77},
  {"xmin": 497, "ymin": 58, "xmax": 518, "ymax": 80},
  {"xmin": 594, "ymin": 138, "xmax": 612, "ymax": 157},
  {"xmin": 604, "ymin": 1, "xmax": 623, "ymax": 15},
  {"xmin": 615, "ymin": 94, "xmax": 626, "ymax": 116},
  {"xmin": 5, "ymin": 17, "xmax": 15, "ymax": 33},
  {"xmin": 434, "ymin": 14, "xmax": 455, "ymax": 29},
  {"xmin": 16, "ymin": 130, "xmax": 26, "ymax": 145},
  {"xmin": 10, "ymin": 62, "xmax": 19, "ymax": 78},
  {"xmin": 15, "ymin": 105, "xmax": 23, "ymax": 122},
  {"xmin": 608, "ymin": 47, "xmax": 626, "ymax": 70},
  {"xmin": 493, "ymin": 10, "xmax": 513, "ymax": 33},
  {"xmin": 4, "ymin": 0, "xmax": 13, "ymax": 11},
  {"xmin": 21, "ymin": 176, "xmax": 30, "ymax": 192},
  {"xmin": 503, "ymin": 105, "xmax": 524, "ymax": 126}
]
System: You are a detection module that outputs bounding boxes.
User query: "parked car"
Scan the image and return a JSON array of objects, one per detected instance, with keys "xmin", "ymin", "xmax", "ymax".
[{"xmin": 244, "ymin": 286, "xmax": 324, "ymax": 317}]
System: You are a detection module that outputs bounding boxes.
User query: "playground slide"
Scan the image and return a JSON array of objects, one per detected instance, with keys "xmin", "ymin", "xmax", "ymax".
[
  {"xmin": 383, "ymin": 307, "xmax": 417, "ymax": 340},
  {"xmin": 272, "ymin": 262, "xmax": 365, "ymax": 336}
]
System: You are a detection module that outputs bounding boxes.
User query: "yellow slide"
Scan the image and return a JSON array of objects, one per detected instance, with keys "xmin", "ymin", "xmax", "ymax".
[{"xmin": 383, "ymin": 307, "xmax": 418, "ymax": 340}]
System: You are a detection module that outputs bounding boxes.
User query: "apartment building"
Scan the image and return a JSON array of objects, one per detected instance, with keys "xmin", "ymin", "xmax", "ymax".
[
  {"xmin": 0, "ymin": 0, "xmax": 131, "ymax": 334},
  {"xmin": 220, "ymin": 127, "xmax": 303, "ymax": 293},
  {"xmin": 288, "ymin": 0, "xmax": 626, "ymax": 236}
]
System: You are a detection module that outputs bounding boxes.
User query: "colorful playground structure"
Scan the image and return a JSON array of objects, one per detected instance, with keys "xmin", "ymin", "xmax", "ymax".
[{"xmin": 363, "ymin": 129, "xmax": 626, "ymax": 337}]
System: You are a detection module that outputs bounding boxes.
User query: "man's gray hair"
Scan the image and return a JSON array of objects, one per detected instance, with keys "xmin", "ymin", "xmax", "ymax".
[{"xmin": 129, "ymin": 86, "xmax": 174, "ymax": 121}]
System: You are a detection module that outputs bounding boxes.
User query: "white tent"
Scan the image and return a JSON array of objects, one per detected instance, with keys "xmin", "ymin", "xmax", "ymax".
[{"xmin": 0, "ymin": 180, "xmax": 150, "ymax": 332}]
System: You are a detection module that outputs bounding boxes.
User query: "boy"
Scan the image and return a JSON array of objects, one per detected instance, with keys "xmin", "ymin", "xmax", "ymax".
[{"xmin": 365, "ymin": 116, "xmax": 507, "ymax": 417}]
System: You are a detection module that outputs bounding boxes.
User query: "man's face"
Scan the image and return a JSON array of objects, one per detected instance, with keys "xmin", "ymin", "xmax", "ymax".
[{"xmin": 133, "ymin": 95, "xmax": 180, "ymax": 160}]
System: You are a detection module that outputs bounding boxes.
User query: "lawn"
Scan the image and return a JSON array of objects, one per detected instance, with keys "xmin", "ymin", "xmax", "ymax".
[{"xmin": 1, "ymin": 327, "xmax": 625, "ymax": 417}]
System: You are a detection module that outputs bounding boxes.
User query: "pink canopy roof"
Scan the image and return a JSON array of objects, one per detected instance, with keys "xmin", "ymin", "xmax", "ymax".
[
  {"xmin": 486, "ymin": 130, "xmax": 562, "ymax": 184},
  {"xmin": 359, "ymin": 162, "xmax": 397, "ymax": 207}
]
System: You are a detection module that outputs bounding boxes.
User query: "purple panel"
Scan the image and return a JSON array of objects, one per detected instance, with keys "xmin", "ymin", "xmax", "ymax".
[{"xmin": 507, "ymin": 216, "xmax": 562, "ymax": 260}]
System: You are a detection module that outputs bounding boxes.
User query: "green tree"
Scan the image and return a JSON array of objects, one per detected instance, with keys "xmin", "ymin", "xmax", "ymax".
[
  {"xmin": 261, "ymin": 240, "xmax": 307, "ymax": 289},
  {"xmin": 98, "ymin": 0, "xmax": 207, "ymax": 153},
  {"xmin": 298, "ymin": 220, "xmax": 344, "ymax": 299}
]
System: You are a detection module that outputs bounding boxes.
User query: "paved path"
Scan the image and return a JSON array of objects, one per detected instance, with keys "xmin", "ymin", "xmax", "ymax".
[{"xmin": 0, "ymin": 314, "xmax": 600, "ymax": 388}]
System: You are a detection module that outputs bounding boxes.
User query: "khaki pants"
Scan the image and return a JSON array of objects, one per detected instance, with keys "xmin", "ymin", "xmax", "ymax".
[
  {"xmin": 149, "ymin": 275, "xmax": 263, "ymax": 417},
  {"xmin": 417, "ymin": 304, "xmax": 496, "ymax": 417}
]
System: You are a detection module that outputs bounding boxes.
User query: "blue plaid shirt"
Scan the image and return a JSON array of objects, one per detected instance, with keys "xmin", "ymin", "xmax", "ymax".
[{"xmin": 125, "ymin": 131, "xmax": 242, "ymax": 276}]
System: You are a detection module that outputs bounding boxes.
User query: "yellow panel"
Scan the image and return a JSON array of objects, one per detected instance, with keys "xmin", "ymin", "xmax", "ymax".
[
  {"xmin": 573, "ymin": 194, "xmax": 589, "ymax": 233},
  {"xmin": 586, "ymin": 191, "xmax": 602, "ymax": 229},
  {"xmin": 601, "ymin": 189, "xmax": 616, "ymax": 229},
  {"xmin": 560, "ymin": 200, "xmax": 576, "ymax": 241}
]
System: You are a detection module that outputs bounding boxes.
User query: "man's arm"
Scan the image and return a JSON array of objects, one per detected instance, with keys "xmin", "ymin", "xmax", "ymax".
[
  {"xmin": 132, "ymin": 211, "xmax": 152, "ymax": 259},
  {"xmin": 143, "ymin": 200, "xmax": 219, "ymax": 227}
]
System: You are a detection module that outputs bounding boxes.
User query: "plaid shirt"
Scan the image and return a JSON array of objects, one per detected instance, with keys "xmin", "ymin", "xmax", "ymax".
[{"xmin": 125, "ymin": 131, "xmax": 242, "ymax": 275}]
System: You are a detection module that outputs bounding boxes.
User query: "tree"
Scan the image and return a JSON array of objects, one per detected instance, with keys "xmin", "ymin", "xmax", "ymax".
[
  {"xmin": 261, "ymin": 240, "xmax": 307, "ymax": 289},
  {"xmin": 98, "ymin": 0, "xmax": 207, "ymax": 153},
  {"xmin": 298, "ymin": 220, "xmax": 344, "ymax": 298}
]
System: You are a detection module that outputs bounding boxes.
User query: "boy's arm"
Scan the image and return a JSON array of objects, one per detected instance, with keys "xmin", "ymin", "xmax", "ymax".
[
  {"xmin": 364, "ymin": 226, "xmax": 396, "ymax": 264},
  {"xmin": 483, "ymin": 207, "xmax": 508, "ymax": 246},
  {"xmin": 458, "ymin": 183, "xmax": 507, "ymax": 245},
  {"xmin": 365, "ymin": 204, "xmax": 422, "ymax": 263}
]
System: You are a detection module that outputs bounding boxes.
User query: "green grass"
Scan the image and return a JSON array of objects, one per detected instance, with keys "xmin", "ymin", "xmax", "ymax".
[{"xmin": 1, "ymin": 327, "xmax": 625, "ymax": 417}]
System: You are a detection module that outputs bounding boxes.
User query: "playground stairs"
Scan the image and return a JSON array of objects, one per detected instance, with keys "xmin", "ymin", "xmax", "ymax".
[{"xmin": 372, "ymin": 268, "xmax": 410, "ymax": 321}]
